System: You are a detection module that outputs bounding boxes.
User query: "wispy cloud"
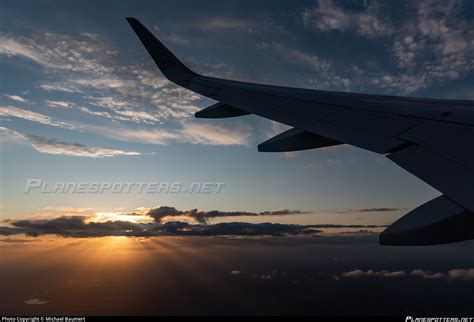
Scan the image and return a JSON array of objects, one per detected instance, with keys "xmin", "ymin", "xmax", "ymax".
[
  {"xmin": 337, "ymin": 268, "xmax": 474, "ymax": 280},
  {"xmin": 4, "ymin": 94, "xmax": 28, "ymax": 103},
  {"xmin": 340, "ymin": 269, "xmax": 406, "ymax": 279},
  {"xmin": 45, "ymin": 100, "xmax": 73, "ymax": 109},
  {"xmin": 24, "ymin": 299, "xmax": 47, "ymax": 305},
  {"xmin": 0, "ymin": 31, "xmax": 204, "ymax": 125},
  {"xmin": 0, "ymin": 105, "xmax": 77, "ymax": 129},
  {"xmin": 200, "ymin": 17, "xmax": 255, "ymax": 30},
  {"xmin": 257, "ymin": 42, "xmax": 352, "ymax": 91},
  {"xmin": 0, "ymin": 127, "xmax": 143, "ymax": 158},
  {"xmin": 37, "ymin": 83, "xmax": 80, "ymax": 93},
  {"xmin": 27, "ymin": 136, "xmax": 142, "ymax": 158},
  {"xmin": 326, "ymin": 208, "xmax": 403, "ymax": 214},
  {"xmin": 90, "ymin": 120, "xmax": 251, "ymax": 146},
  {"xmin": 302, "ymin": 0, "xmax": 394, "ymax": 38},
  {"xmin": 0, "ymin": 33, "xmax": 113, "ymax": 73},
  {"xmin": 447, "ymin": 268, "xmax": 474, "ymax": 280},
  {"xmin": 410, "ymin": 269, "xmax": 444, "ymax": 280},
  {"xmin": 144, "ymin": 206, "xmax": 311, "ymax": 224}
]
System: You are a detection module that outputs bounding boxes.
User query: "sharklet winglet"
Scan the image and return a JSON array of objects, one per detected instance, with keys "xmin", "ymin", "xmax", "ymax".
[{"xmin": 126, "ymin": 17, "xmax": 198, "ymax": 85}]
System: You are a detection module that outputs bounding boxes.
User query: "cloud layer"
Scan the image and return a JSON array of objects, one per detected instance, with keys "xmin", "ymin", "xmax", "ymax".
[{"xmin": 0, "ymin": 205, "xmax": 387, "ymax": 238}]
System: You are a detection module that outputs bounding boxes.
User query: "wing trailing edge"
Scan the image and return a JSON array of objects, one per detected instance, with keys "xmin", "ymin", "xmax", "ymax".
[{"xmin": 195, "ymin": 103, "xmax": 251, "ymax": 118}]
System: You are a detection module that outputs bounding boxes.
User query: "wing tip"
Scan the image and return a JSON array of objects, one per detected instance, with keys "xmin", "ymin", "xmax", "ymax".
[
  {"xmin": 125, "ymin": 16, "xmax": 197, "ymax": 85},
  {"xmin": 125, "ymin": 17, "xmax": 139, "ymax": 25}
]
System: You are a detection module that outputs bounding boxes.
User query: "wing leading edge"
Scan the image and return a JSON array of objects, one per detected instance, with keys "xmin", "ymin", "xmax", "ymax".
[{"xmin": 126, "ymin": 17, "xmax": 474, "ymax": 246}]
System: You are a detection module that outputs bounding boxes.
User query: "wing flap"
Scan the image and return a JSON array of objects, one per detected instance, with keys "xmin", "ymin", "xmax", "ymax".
[
  {"xmin": 321, "ymin": 110, "xmax": 420, "ymax": 137},
  {"xmin": 311, "ymin": 123, "xmax": 407, "ymax": 154},
  {"xmin": 397, "ymin": 122, "xmax": 474, "ymax": 170}
]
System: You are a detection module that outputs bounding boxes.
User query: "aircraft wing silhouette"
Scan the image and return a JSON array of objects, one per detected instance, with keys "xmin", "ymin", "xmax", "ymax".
[{"xmin": 126, "ymin": 17, "xmax": 474, "ymax": 246}]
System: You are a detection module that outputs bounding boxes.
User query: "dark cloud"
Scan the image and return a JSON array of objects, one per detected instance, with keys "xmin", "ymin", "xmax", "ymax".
[
  {"xmin": 2, "ymin": 217, "xmax": 319, "ymax": 238},
  {"xmin": 355, "ymin": 208, "xmax": 401, "ymax": 212},
  {"xmin": 161, "ymin": 222, "xmax": 320, "ymax": 237},
  {"xmin": 330, "ymin": 208, "xmax": 403, "ymax": 214},
  {"xmin": 0, "ymin": 215, "xmax": 387, "ymax": 239},
  {"xmin": 145, "ymin": 206, "xmax": 310, "ymax": 223},
  {"xmin": 8, "ymin": 216, "xmax": 143, "ymax": 237}
]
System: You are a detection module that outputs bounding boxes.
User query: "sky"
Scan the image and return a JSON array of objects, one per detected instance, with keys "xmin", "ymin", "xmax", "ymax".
[{"xmin": 0, "ymin": 0, "xmax": 473, "ymax": 315}]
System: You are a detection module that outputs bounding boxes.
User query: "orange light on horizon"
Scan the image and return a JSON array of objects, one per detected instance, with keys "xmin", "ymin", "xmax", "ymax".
[{"xmin": 87, "ymin": 212, "xmax": 154, "ymax": 224}]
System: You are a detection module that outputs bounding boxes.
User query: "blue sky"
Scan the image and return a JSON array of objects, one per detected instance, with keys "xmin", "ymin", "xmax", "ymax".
[{"xmin": 0, "ymin": 0, "xmax": 473, "ymax": 225}]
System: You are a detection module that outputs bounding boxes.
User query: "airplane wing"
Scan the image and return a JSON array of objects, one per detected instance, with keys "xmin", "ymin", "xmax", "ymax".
[{"xmin": 126, "ymin": 17, "xmax": 474, "ymax": 246}]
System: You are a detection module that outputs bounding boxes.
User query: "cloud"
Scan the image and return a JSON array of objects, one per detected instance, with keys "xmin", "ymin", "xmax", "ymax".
[
  {"xmin": 357, "ymin": 208, "xmax": 400, "ymax": 212},
  {"xmin": 338, "ymin": 268, "xmax": 474, "ymax": 280},
  {"xmin": 77, "ymin": 106, "xmax": 114, "ymax": 119},
  {"xmin": 45, "ymin": 100, "xmax": 73, "ymax": 109},
  {"xmin": 145, "ymin": 206, "xmax": 311, "ymax": 224},
  {"xmin": 91, "ymin": 120, "xmax": 251, "ymax": 146},
  {"xmin": 386, "ymin": 1, "xmax": 473, "ymax": 92},
  {"xmin": 0, "ymin": 33, "xmax": 113, "ymax": 73},
  {"xmin": 80, "ymin": 32, "xmax": 99, "ymax": 40},
  {"xmin": 24, "ymin": 298, "xmax": 47, "ymax": 305},
  {"xmin": 410, "ymin": 269, "xmax": 444, "ymax": 280},
  {"xmin": 257, "ymin": 42, "xmax": 352, "ymax": 90},
  {"xmin": 0, "ymin": 127, "xmax": 28, "ymax": 147},
  {"xmin": 341, "ymin": 269, "xmax": 406, "ymax": 278},
  {"xmin": 179, "ymin": 122, "xmax": 250, "ymax": 146},
  {"xmin": 26, "ymin": 136, "xmax": 141, "ymax": 158},
  {"xmin": 280, "ymin": 0, "xmax": 473, "ymax": 95},
  {"xmin": 302, "ymin": 0, "xmax": 393, "ymax": 38},
  {"xmin": 0, "ymin": 31, "xmax": 203, "ymax": 124},
  {"xmin": 0, "ymin": 105, "xmax": 77, "ymax": 129},
  {"xmin": 201, "ymin": 17, "xmax": 255, "ymax": 30},
  {"xmin": 327, "ymin": 208, "xmax": 403, "ymax": 214},
  {"xmin": 4, "ymin": 94, "xmax": 28, "ymax": 103},
  {"xmin": 0, "ymin": 127, "xmax": 143, "ymax": 158},
  {"xmin": 37, "ymin": 83, "xmax": 80, "ymax": 93},
  {"xmin": 448, "ymin": 268, "xmax": 474, "ymax": 280}
]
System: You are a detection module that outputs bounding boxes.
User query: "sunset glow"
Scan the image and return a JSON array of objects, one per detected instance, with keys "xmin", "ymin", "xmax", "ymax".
[
  {"xmin": 1, "ymin": 0, "xmax": 473, "ymax": 317},
  {"xmin": 88, "ymin": 212, "xmax": 154, "ymax": 224}
]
